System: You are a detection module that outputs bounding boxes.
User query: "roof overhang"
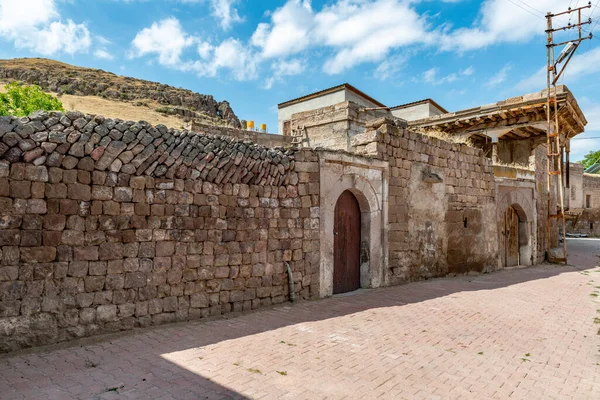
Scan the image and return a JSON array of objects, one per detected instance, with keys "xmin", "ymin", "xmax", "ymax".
[
  {"xmin": 277, "ymin": 83, "xmax": 386, "ymax": 109},
  {"xmin": 390, "ymin": 98, "xmax": 448, "ymax": 114},
  {"xmin": 410, "ymin": 85, "xmax": 587, "ymax": 144}
]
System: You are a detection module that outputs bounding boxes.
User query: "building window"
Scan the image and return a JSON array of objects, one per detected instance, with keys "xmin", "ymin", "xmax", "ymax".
[{"xmin": 586, "ymin": 194, "xmax": 592, "ymax": 208}]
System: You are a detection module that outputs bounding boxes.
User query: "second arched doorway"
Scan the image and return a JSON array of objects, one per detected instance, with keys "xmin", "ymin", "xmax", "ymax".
[{"xmin": 333, "ymin": 190, "xmax": 361, "ymax": 294}]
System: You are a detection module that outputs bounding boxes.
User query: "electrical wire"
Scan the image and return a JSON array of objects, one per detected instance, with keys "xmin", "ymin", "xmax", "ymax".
[{"xmin": 505, "ymin": 0, "xmax": 544, "ymax": 19}]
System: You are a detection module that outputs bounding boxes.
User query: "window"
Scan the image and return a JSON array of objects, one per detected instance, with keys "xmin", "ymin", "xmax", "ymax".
[{"xmin": 586, "ymin": 195, "xmax": 592, "ymax": 208}]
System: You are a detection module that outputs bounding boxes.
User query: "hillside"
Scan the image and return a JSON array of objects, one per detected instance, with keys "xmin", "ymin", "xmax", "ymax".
[{"xmin": 0, "ymin": 58, "xmax": 241, "ymax": 129}]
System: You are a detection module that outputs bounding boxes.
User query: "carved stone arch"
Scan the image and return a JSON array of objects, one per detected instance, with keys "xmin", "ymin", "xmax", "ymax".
[
  {"xmin": 497, "ymin": 188, "xmax": 535, "ymax": 267},
  {"xmin": 318, "ymin": 155, "xmax": 388, "ymax": 297},
  {"xmin": 498, "ymin": 190, "xmax": 533, "ymax": 222}
]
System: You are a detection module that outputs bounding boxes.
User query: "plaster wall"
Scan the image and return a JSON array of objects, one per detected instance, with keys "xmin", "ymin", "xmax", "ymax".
[
  {"xmin": 391, "ymin": 103, "xmax": 445, "ymax": 122},
  {"xmin": 278, "ymin": 91, "xmax": 346, "ymax": 135},
  {"xmin": 566, "ymin": 163, "xmax": 584, "ymax": 209}
]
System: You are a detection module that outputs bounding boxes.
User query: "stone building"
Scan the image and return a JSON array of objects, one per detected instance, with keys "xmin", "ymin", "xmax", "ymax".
[
  {"xmin": 565, "ymin": 163, "xmax": 600, "ymax": 236},
  {"xmin": 0, "ymin": 83, "xmax": 588, "ymax": 352}
]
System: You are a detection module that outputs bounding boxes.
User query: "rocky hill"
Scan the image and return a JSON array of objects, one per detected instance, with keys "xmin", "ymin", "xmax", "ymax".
[{"xmin": 0, "ymin": 58, "xmax": 241, "ymax": 129}]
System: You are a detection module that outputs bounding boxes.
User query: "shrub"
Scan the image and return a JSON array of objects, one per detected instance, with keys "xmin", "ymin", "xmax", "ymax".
[{"xmin": 0, "ymin": 81, "xmax": 64, "ymax": 117}]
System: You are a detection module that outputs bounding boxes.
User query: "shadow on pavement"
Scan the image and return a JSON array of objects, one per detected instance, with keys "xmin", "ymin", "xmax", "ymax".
[{"xmin": 1, "ymin": 245, "xmax": 598, "ymax": 399}]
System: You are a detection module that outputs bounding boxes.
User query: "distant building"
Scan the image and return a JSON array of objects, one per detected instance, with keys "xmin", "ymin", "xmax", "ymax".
[
  {"xmin": 277, "ymin": 83, "xmax": 385, "ymax": 135},
  {"xmin": 390, "ymin": 99, "xmax": 447, "ymax": 121}
]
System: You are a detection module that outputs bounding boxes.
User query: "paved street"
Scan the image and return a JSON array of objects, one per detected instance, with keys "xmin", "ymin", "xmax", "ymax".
[{"xmin": 1, "ymin": 240, "xmax": 600, "ymax": 400}]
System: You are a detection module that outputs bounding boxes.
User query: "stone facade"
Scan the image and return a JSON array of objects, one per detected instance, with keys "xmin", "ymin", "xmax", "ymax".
[
  {"xmin": 0, "ymin": 112, "xmax": 320, "ymax": 352},
  {"xmin": 1, "ymin": 98, "xmax": 574, "ymax": 353},
  {"xmin": 350, "ymin": 118, "xmax": 498, "ymax": 283}
]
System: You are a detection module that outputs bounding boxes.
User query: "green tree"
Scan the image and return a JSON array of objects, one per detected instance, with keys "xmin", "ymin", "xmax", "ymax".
[
  {"xmin": 0, "ymin": 81, "xmax": 64, "ymax": 117},
  {"xmin": 581, "ymin": 149, "xmax": 600, "ymax": 169}
]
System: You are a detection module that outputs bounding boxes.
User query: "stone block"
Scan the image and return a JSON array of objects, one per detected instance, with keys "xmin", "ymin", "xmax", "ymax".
[
  {"xmin": 96, "ymin": 304, "xmax": 117, "ymax": 322},
  {"xmin": 124, "ymin": 272, "xmax": 146, "ymax": 289},
  {"xmin": 148, "ymin": 298, "xmax": 162, "ymax": 314},
  {"xmin": 20, "ymin": 247, "xmax": 56, "ymax": 263},
  {"xmin": 73, "ymin": 246, "xmax": 99, "ymax": 261},
  {"xmin": 68, "ymin": 183, "xmax": 91, "ymax": 201},
  {"xmin": 190, "ymin": 293, "xmax": 209, "ymax": 308},
  {"xmin": 68, "ymin": 261, "xmax": 89, "ymax": 277},
  {"xmin": 10, "ymin": 181, "xmax": 31, "ymax": 198},
  {"xmin": 84, "ymin": 276, "xmax": 105, "ymax": 292},
  {"xmin": 99, "ymin": 243, "xmax": 123, "ymax": 260}
]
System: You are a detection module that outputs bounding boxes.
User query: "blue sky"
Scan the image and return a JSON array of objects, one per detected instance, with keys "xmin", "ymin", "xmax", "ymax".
[{"xmin": 1, "ymin": 0, "xmax": 600, "ymax": 161}]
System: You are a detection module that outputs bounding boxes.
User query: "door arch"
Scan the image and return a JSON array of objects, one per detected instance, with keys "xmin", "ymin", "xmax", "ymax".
[{"xmin": 333, "ymin": 190, "xmax": 361, "ymax": 294}]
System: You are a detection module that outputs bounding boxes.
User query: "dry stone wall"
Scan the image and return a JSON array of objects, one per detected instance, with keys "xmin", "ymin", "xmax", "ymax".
[
  {"xmin": 351, "ymin": 118, "xmax": 498, "ymax": 284},
  {"xmin": 0, "ymin": 111, "xmax": 320, "ymax": 352}
]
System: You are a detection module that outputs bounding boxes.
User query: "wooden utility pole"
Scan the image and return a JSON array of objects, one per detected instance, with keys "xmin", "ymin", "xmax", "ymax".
[{"xmin": 545, "ymin": 2, "xmax": 592, "ymax": 263}]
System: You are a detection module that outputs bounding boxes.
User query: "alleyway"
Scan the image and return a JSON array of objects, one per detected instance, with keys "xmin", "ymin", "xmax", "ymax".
[{"xmin": 1, "ymin": 241, "xmax": 600, "ymax": 400}]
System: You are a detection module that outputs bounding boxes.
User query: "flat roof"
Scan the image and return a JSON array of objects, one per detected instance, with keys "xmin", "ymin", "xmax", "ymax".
[
  {"xmin": 277, "ymin": 83, "xmax": 386, "ymax": 109},
  {"xmin": 390, "ymin": 98, "xmax": 448, "ymax": 114}
]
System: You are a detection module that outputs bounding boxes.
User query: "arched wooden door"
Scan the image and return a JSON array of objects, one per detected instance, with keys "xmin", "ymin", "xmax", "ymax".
[
  {"xmin": 504, "ymin": 206, "xmax": 520, "ymax": 267},
  {"xmin": 333, "ymin": 190, "xmax": 361, "ymax": 294}
]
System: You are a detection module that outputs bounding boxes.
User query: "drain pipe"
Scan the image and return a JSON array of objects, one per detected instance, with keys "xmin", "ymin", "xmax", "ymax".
[{"xmin": 285, "ymin": 261, "xmax": 295, "ymax": 303}]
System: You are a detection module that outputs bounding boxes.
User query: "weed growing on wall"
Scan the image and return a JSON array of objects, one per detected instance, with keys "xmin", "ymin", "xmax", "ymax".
[{"xmin": 0, "ymin": 81, "xmax": 64, "ymax": 116}]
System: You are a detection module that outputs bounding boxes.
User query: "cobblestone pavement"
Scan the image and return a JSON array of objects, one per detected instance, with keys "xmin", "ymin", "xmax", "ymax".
[{"xmin": 2, "ymin": 262, "xmax": 600, "ymax": 399}]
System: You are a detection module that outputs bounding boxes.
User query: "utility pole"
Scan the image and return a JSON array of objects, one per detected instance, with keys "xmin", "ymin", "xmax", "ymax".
[{"xmin": 545, "ymin": 2, "xmax": 592, "ymax": 263}]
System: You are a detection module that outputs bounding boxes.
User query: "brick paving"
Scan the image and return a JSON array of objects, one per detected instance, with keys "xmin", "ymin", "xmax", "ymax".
[{"xmin": 2, "ymin": 261, "xmax": 600, "ymax": 399}]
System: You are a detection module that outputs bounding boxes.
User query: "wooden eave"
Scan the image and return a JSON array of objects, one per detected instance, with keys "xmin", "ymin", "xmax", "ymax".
[{"xmin": 410, "ymin": 85, "xmax": 587, "ymax": 142}]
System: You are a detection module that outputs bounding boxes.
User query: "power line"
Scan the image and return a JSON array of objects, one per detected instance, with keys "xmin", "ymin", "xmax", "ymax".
[{"xmin": 505, "ymin": 0, "xmax": 544, "ymax": 19}]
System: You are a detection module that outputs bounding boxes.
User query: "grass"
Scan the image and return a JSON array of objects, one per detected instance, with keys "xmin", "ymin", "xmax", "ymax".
[
  {"xmin": 246, "ymin": 368, "xmax": 261, "ymax": 374},
  {"xmin": 104, "ymin": 385, "xmax": 124, "ymax": 393},
  {"xmin": 477, "ymin": 352, "xmax": 484, "ymax": 355},
  {"xmin": 594, "ymin": 318, "xmax": 600, "ymax": 324},
  {"xmin": 276, "ymin": 371, "xmax": 288, "ymax": 376}
]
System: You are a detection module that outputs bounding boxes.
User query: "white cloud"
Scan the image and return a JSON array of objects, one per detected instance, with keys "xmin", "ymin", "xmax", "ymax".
[
  {"xmin": 94, "ymin": 49, "xmax": 114, "ymax": 60},
  {"xmin": 485, "ymin": 64, "xmax": 511, "ymax": 87},
  {"xmin": 198, "ymin": 38, "xmax": 258, "ymax": 80},
  {"xmin": 130, "ymin": 17, "xmax": 257, "ymax": 81},
  {"xmin": 210, "ymin": 0, "xmax": 242, "ymax": 30},
  {"xmin": 250, "ymin": 0, "xmax": 430, "ymax": 74},
  {"xmin": 131, "ymin": 17, "xmax": 195, "ymax": 66},
  {"xmin": 251, "ymin": 0, "xmax": 314, "ymax": 59},
  {"xmin": 375, "ymin": 53, "xmax": 409, "ymax": 80},
  {"xmin": 461, "ymin": 66, "xmax": 475, "ymax": 76},
  {"xmin": 420, "ymin": 67, "xmax": 458, "ymax": 85},
  {"xmin": 0, "ymin": 0, "xmax": 91, "ymax": 55},
  {"xmin": 515, "ymin": 47, "xmax": 600, "ymax": 92},
  {"xmin": 439, "ymin": 0, "xmax": 569, "ymax": 51},
  {"xmin": 264, "ymin": 58, "xmax": 305, "ymax": 89}
]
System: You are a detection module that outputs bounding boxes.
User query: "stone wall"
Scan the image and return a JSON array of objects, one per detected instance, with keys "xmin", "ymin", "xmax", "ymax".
[
  {"xmin": 350, "ymin": 118, "xmax": 498, "ymax": 284},
  {"xmin": 0, "ymin": 111, "xmax": 320, "ymax": 352}
]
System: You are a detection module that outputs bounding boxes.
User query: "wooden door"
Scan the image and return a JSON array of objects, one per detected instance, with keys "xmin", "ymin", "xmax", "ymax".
[
  {"xmin": 333, "ymin": 190, "xmax": 361, "ymax": 294},
  {"xmin": 504, "ymin": 206, "xmax": 520, "ymax": 267}
]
